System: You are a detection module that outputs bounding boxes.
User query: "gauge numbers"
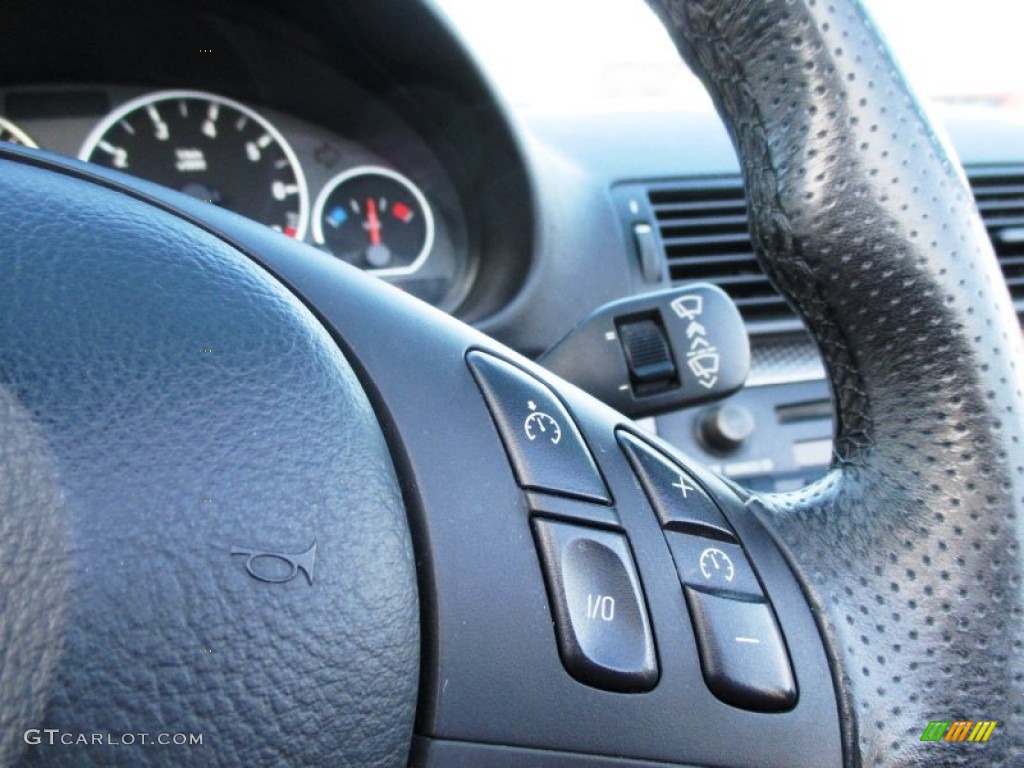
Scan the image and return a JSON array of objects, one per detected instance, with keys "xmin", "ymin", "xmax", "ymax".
[{"xmin": 79, "ymin": 90, "xmax": 308, "ymax": 238}]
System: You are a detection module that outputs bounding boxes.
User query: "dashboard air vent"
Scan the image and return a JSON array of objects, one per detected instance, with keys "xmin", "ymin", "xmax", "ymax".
[
  {"xmin": 965, "ymin": 165, "xmax": 1024, "ymax": 309},
  {"xmin": 648, "ymin": 178, "xmax": 794, "ymax": 326},
  {"xmin": 651, "ymin": 168, "xmax": 1024, "ymax": 328}
]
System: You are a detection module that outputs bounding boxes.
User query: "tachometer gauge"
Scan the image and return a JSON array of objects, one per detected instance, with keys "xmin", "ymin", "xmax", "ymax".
[
  {"xmin": 0, "ymin": 117, "xmax": 38, "ymax": 147},
  {"xmin": 312, "ymin": 166, "xmax": 434, "ymax": 275},
  {"xmin": 79, "ymin": 90, "xmax": 308, "ymax": 238}
]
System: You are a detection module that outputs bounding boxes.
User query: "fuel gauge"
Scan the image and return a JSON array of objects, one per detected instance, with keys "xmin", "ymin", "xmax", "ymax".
[{"xmin": 312, "ymin": 166, "xmax": 434, "ymax": 276}]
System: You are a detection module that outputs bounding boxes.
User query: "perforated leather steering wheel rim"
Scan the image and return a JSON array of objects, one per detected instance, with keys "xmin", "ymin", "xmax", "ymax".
[{"xmin": 646, "ymin": 0, "xmax": 1024, "ymax": 763}]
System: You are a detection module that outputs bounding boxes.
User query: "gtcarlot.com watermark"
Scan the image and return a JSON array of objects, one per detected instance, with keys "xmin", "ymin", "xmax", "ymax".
[{"xmin": 24, "ymin": 729, "xmax": 203, "ymax": 747}]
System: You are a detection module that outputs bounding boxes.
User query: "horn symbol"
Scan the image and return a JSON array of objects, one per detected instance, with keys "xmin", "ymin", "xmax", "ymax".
[{"xmin": 230, "ymin": 541, "xmax": 316, "ymax": 585}]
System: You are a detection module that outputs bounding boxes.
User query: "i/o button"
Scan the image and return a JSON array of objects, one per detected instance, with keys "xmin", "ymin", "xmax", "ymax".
[{"xmin": 532, "ymin": 519, "xmax": 658, "ymax": 693}]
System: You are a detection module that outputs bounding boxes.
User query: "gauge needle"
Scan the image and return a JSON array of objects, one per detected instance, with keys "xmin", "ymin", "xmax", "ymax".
[{"xmin": 366, "ymin": 198, "xmax": 382, "ymax": 246}]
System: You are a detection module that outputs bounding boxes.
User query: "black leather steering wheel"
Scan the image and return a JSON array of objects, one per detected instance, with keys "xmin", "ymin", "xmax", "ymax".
[
  {"xmin": 0, "ymin": 0, "xmax": 1021, "ymax": 766},
  {"xmin": 645, "ymin": 0, "xmax": 1024, "ymax": 763}
]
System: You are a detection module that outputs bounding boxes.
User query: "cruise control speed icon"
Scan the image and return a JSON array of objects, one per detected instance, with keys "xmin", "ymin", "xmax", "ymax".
[
  {"xmin": 698, "ymin": 547, "xmax": 735, "ymax": 584},
  {"xmin": 524, "ymin": 400, "xmax": 562, "ymax": 444}
]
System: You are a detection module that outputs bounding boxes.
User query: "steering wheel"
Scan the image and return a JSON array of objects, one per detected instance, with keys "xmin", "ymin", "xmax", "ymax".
[{"xmin": 1, "ymin": 0, "xmax": 1020, "ymax": 766}]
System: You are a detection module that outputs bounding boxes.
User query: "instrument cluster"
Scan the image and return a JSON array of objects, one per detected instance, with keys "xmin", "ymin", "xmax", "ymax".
[{"xmin": 0, "ymin": 85, "xmax": 470, "ymax": 311}]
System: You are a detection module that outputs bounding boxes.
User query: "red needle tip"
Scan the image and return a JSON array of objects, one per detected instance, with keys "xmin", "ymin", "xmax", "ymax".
[{"xmin": 366, "ymin": 198, "xmax": 382, "ymax": 246}]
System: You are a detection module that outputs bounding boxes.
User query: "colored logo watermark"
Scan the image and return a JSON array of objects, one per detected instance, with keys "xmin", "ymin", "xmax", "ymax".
[{"xmin": 920, "ymin": 720, "xmax": 997, "ymax": 743}]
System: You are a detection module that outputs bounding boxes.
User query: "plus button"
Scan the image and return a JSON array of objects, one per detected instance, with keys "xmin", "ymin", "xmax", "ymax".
[{"xmin": 672, "ymin": 475, "xmax": 694, "ymax": 498}]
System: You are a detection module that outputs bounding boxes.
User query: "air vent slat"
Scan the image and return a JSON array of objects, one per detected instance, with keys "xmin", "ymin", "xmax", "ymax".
[
  {"xmin": 976, "ymin": 205, "xmax": 1024, "ymax": 220},
  {"xmin": 666, "ymin": 253, "xmax": 759, "ymax": 269},
  {"xmin": 648, "ymin": 167, "xmax": 1024, "ymax": 328},
  {"xmin": 653, "ymin": 202, "xmax": 747, "ymax": 218},
  {"xmin": 983, "ymin": 217, "xmax": 1024, "ymax": 228},
  {"xmin": 695, "ymin": 273, "xmax": 774, "ymax": 287},
  {"xmin": 655, "ymin": 214, "xmax": 749, "ymax": 230},
  {"xmin": 975, "ymin": 195, "xmax": 1024, "ymax": 205},
  {"xmin": 732, "ymin": 295, "xmax": 788, "ymax": 307},
  {"xmin": 661, "ymin": 232, "xmax": 752, "ymax": 249},
  {"xmin": 970, "ymin": 185, "xmax": 1024, "ymax": 199},
  {"xmin": 649, "ymin": 184, "xmax": 743, "ymax": 204}
]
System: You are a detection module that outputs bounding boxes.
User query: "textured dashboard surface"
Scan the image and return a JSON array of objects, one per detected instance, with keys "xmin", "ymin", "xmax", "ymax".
[
  {"xmin": 748, "ymin": 336, "xmax": 826, "ymax": 386},
  {"xmin": 647, "ymin": 0, "xmax": 1024, "ymax": 765}
]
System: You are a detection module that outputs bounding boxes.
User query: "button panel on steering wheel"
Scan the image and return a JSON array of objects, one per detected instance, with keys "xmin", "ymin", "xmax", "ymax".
[{"xmin": 617, "ymin": 430, "xmax": 797, "ymax": 712}]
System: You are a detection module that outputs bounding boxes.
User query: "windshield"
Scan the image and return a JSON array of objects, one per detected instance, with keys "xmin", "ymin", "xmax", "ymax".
[{"xmin": 437, "ymin": 0, "xmax": 1024, "ymax": 113}]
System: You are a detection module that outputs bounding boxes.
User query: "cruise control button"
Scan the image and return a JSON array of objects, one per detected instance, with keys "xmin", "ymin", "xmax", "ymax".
[
  {"xmin": 617, "ymin": 431, "xmax": 734, "ymax": 539},
  {"xmin": 666, "ymin": 533, "xmax": 763, "ymax": 599},
  {"xmin": 468, "ymin": 352, "xmax": 611, "ymax": 503},
  {"xmin": 685, "ymin": 588, "xmax": 796, "ymax": 712},
  {"xmin": 532, "ymin": 519, "xmax": 658, "ymax": 692}
]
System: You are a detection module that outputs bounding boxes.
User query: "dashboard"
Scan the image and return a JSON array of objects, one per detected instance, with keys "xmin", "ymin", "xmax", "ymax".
[
  {"xmin": 4, "ymin": 0, "xmax": 1023, "ymax": 494},
  {"xmin": 6, "ymin": 0, "xmax": 1024, "ymax": 496},
  {"xmin": 1, "ymin": 0, "xmax": 536, "ymax": 321},
  {"xmin": 0, "ymin": 84, "xmax": 469, "ymax": 309}
]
